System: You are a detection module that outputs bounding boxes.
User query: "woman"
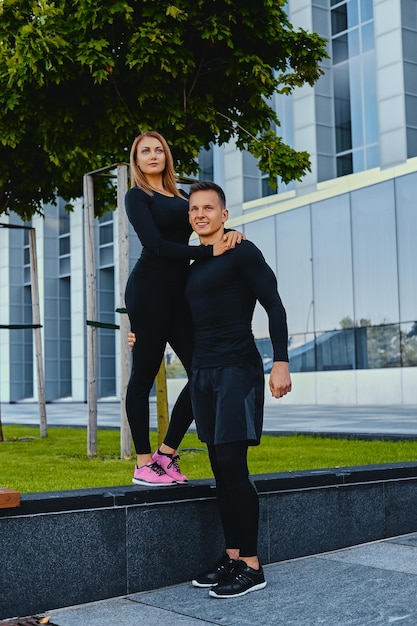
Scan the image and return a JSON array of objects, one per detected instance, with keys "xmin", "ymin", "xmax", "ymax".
[{"xmin": 125, "ymin": 131, "xmax": 243, "ymax": 486}]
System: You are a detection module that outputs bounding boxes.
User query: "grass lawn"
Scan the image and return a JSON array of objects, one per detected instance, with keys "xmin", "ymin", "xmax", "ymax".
[{"xmin": 2, "ymin": 424, "xmax": 417, "ymax": 494}]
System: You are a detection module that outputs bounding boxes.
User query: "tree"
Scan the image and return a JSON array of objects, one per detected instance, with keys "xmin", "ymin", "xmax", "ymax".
[{"xmin": 0, "ymin": 0, "xmax": 328, "ymax": 219}]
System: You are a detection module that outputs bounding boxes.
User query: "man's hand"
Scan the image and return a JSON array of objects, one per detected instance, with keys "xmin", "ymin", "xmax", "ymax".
[
  {"xmin": 269, "ymin": 362, "xmax": 292, "ymax": 399},
  {"xmin": 128, "ymin": 331, "xmax": 136, "ymax": 351}
]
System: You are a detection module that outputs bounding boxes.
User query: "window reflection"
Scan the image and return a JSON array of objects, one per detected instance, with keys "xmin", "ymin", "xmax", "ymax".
[
  {"xmin": 288, "ymin": 333, "xmax": 316, "ymax": 373},
  {"xmin": 316, "ymin": 328, "xmax": 355, "ymax": 370},
  {"xmin": 401, "ymin": 322, "xmax": 417, "ymax": 367},
  {"xmin": 351, "ymin": 182, "xmax": 399, "ymax": 326},
  {"xmin": 257, "ymin": 324, "xmax": 411, "ymax": 373}
]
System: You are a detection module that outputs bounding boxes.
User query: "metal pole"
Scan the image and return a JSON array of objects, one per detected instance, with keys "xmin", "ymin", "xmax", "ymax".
[
  {"xmin": 117, "ymin": 164, "xmax": 132, "ymax": 459},
  {"xmin": 29, "ymin": 228, "xmax": 47, "ymax": 437},
  {"xmin": 83, "ymin": 174, "xmax": 98, "ymax": 457}
]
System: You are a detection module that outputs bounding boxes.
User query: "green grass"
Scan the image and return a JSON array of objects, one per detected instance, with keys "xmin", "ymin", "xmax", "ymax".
[{"xmin": 2, "ymin": 425, "xmax": 417, "ymax": 494}]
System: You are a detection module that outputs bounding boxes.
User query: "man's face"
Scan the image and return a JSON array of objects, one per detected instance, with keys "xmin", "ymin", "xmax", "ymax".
[{"xmin": 189, "ymin": 189, "xmax": 228, "ymax": 240}]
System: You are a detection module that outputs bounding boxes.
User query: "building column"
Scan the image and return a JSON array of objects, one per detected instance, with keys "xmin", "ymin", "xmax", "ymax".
[{"xmin": 374, "ymin": 0, "xmax": 407, "ymax": 167}]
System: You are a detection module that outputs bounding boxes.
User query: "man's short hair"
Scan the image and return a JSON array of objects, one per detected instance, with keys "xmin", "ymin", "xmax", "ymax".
[{"xmin": 189, "ymin": 181, "xmax": 226, "ymax": 209}]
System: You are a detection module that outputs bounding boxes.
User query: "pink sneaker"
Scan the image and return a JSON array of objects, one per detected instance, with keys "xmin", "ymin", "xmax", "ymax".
[
  {"xmin": 152, "ymin": 450, "xmax": 188, "ymax": 483},
  {"xmin": 132, "ymin": 461, "xmax": 176, "ymax": 486}
]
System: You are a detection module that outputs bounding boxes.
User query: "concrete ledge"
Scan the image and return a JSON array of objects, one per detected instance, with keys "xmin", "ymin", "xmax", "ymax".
[{"xmin": 2, "ymin": 462, "xmax": 417, "ymax": 619}]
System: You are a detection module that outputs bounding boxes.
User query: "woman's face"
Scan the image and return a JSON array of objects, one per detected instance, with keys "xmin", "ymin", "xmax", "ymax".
[{"xmin": 136, "ymin": 136, "xmax": 166, "ymax": 176}]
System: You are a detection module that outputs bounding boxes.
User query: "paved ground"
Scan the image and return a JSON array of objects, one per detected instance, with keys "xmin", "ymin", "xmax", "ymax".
[
  {"xmin": 38, "ymin": 532, "xmax": 417, "ymax": 626},
  {"xmin": 2, "ymin": 400, "xmax": 417, "ymax": 437}
]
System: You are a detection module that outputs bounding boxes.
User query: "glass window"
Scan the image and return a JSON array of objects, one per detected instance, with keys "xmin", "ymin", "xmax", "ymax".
[
  {"xmin": 316, "ymin": 328, "xmax": 356, "ymax": 370},
  {"xmin": 356, "ymin": 324, "xmax": 401, "ymax": 369},
  {"xmin": 349, "ymin": 58, "xmax": 363, "ymax": 148},
  {"xmin": 332, "ymin": 33, "xmax": 349, "ymax": 63},
  {"xmin": 59, "ymin": 257, "xmax": 70, "ymax": 276},
  {"xmin": 403, "ymin": 30, "xmax": 417, "ymax": 63},
  {"xmin": 99, "ymin": 246, "xmax": 113, "ymax": 267},
  {"xmin": 332, "ymin": 4, "xmax": 348, "ymax": 34},
  {"xmin": 401, "ymin": 0, "xmax": 417, "ymax": 26},
  {"xmin": 363, "ymin": 56, "xmax": 377, "ymax": 146},
  {"xmin": 395, "ymin": 172, "xmax": 417, "ymax": 322},
  {"xmin": 360, "ymin": 0, "xmax": 373, "ymax": 22},
  {"xmin": 245, "ymin": 217, "xmax": 277, "ymax": 340},
  {"xmin": 276, "ymin": 206, "xmax": 313, "ymax": 336},
  {"xmin": 404, "ymin": 61, "xmax": 417, "ymax": 96},
  {"xmin": 334, "ymin": 65, "xmax": 352, "ymax": 152},
  {"xmin": 288, "ymin": 332, "xmax": 316, "ymax": 373},
  {"xmin": 352, "ymin": 149, "xmax": 364, "ymax": 170},
  {"xmin": 198, "ymin": 147, "xmax": 214, "ymax": 180},
  {"xmin": 401, "ymin": 322, "xmax": 417, "ymax": 367},
  {"xmin": 347, "ymin": 0, "xmax": 359, "ymax": 28},
  {"xmin": 59, "ymin": 236, "xmax": 70, "ymax": 256},
  {"xmin": 99, "ymin": 223, "xmax": 113, "ymax": 245},
  {"xmin": 406, "ymin": 128, "xmax": 417, "ymax": 158},
  {"xmin": 243, "ymin": 177, "xmax": 261, "ymax": 203},
  {"xmin": 348, "ymin": 28, "xmax": 360, "ymax": 57},
  {"xmin": 261, "ymin": 177, "xmax": 276, "ymax": 197},
  {"xmin": 405, "ymin": 95, "xmax": 417, "ymax": 126},
  {"xmin": 361, "ymin": 21, "xmax": 374, "ymax": 53},
  {"xmin": 59, "ymin": 212, "xmax": 70, "ymax": 236},
  {"xmin": 317, "ymin": 125, "xmax": 335, "ymax": 154},
  {"xmin": 337, "ymin": 153, "xmax": 353, "ymax": 176},
  {"xmin": 366, "ymin": 145, "xmax": 379, "ymax": 169},
  {"xmin": 243, "ymin": 150, "xmax": 262, "ymax": 202},
  {"xmin": 311, "ymin": 194, "xmax": 354, "ymax": 332},
  {"xmin": 351, "ymin": 181, "xmax": 399, "ymax": 326}
]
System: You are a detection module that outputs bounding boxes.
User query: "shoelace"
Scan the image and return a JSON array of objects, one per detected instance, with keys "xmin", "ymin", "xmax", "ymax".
[
  {"xmin": 167, "ymin": 454, "xmax": 181, "ymax": 473},
  {"xmin": 149, "ymin": 461, "xmax": 168, "ymax": 476},
  {"xmin": 219, "ymin": 561, "xmax": 247, "ymax": 582}
]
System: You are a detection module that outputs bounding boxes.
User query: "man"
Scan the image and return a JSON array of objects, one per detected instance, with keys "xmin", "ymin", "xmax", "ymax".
[{"xmin": 186, "ymin": 181, "xmax": 292, "ymax": 599}]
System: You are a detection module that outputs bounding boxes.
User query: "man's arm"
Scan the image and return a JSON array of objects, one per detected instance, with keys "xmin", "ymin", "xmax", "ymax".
[{"xmin": 236, "ymin": 241, "xmax": 292, "ymax": 398}]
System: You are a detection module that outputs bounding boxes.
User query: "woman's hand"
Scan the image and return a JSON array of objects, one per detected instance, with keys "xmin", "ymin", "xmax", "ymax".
[
  {"xmin": 128, "ymin": 331, "xmax": 136, "ymax": 351},
  {"xmin": 223, "ymin": 230, "xmax": 246, "ymax": 248},
  {"xmin": 212, "ymin": 230, "xmax": 246, "ymax": 256}
]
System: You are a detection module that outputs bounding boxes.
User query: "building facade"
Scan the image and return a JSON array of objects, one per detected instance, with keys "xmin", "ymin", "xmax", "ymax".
[{"xmin": 1, "ymin": 0, "xmax": 416, "ymax": 405}]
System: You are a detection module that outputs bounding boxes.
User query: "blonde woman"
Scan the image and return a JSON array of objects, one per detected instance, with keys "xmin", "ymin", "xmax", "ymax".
[{"xmin": 125, "ymin": 131, "xmax": 243, "ymax": 486}]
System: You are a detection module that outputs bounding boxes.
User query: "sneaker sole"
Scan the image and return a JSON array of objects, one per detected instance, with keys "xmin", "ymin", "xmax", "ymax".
[
  {"xmin": 132, "ymin": 478, "xmax": 176, "ymax": 486},
  {"xmin": 191, "ymin": 580, "xmax": 216, "ymax": 588},
  {"xmin": 209, "ymin": 581, "xmax": 267, "ymax": 598}
]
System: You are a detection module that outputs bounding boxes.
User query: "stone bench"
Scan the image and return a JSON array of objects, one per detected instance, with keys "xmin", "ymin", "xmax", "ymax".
[{"xmin": 1, "ymin": 462, "xmax": 417, "ymax": 620}]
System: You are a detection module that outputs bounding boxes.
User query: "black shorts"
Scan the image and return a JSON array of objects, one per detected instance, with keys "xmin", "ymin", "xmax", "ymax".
[{"xmin": 190, "ymin": 362, "xmax": 265, "ymax": 446}]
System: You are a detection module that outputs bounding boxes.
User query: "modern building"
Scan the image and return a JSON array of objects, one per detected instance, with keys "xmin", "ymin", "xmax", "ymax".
[{"xmin": 1, "ymin": 0, "xmax": 416, "ymax": 406}]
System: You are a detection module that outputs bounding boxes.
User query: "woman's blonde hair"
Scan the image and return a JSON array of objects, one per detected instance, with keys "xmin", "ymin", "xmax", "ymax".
[{"xmin": 129, "ymin": 131, "xmax": 181, "ymax": 196}]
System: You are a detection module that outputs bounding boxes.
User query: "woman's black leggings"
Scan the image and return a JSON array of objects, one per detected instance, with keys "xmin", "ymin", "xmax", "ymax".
[
  {"xmin": 125, "ymin": 270, "xmax": 194, "ymax": 455},
  {"xmin": 207, "ymin": 441, "xmax": 259, "ymax": 557}
]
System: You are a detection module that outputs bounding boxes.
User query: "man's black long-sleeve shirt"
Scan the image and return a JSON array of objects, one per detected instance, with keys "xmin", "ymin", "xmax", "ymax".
[{"xmin": 185, "ymin": 239, "xmax": 289, "ymax": 369}]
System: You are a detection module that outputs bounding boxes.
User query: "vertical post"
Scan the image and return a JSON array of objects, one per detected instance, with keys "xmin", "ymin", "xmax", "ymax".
[
  {"xmin": 155, "ymin": 358, "xmax": 169, "ymax": 447},
  {"xmin": 29, "ymin": 228, "xmax": 47, "ymax": 438},
  {"xmin": 117, "ymin": 164, "xmax": 132, "ymax": 459},
  {"xmin": 83, "ymin": 174, "xmax": 98, "ymax": 457}
]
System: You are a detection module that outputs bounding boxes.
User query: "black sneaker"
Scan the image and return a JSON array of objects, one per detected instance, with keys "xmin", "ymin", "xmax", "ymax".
[
  {"xmin": 191, "ymin": 553, "xmax": 238, "ymax": 588},
  {"xmin": 209, "ymin": 560, "xmax": 267, "ymax": 598}
]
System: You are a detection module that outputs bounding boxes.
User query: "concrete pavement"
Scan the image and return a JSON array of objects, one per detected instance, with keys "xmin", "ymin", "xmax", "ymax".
[
  {"xmin": 2, "ymin": 400, "xmax": 417, "ymax": 437},
  {"xmin": 39, "ymin": 532, "xmax": 417, "ymax": 626}
]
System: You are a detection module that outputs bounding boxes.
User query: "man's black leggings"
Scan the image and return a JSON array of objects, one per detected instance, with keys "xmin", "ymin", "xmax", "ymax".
[{"xmin": 207, "ymin": 441, "xmax": 259, "ymax": 557}]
